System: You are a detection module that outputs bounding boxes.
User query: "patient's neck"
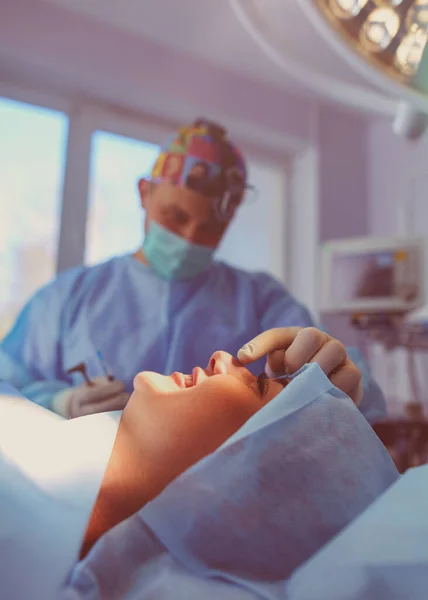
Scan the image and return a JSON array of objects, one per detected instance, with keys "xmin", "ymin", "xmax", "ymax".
[{"xmin": 81, "ymin": 417, "xmax": 154, "ymax": 558}]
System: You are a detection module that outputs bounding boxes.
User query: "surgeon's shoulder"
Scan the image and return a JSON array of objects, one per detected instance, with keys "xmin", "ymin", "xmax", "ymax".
[
  {"xmin": 35, "ymin": 264, "xmax": 89, "ymax": 298},
  {"xmin": 215, "ymin": 263, "xmax": 315, "ymax": 326},
  {"xmin": 215, "ymin": 262, "xmax": 289, "ymax": 294},
  {"xmin": 249, "ymin": 271, "xmax": 299, "ymax": 309},
  {"xmin": 31, "ymin": 258, "xmax": 118, "ymax": 304},
  {"xmin": 214, "ymin": 261, "xmax": 274, "ymax": 284},
  {"xmin": 213, "ymin": 262, "xmax": 292, "ymax": 302}
]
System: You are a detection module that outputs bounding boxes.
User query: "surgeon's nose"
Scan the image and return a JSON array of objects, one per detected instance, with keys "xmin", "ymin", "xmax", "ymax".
[
  {"xmin": 208, "ymin": 351, "xmax": 237, "ymax": 376},
  {"xmin": 180, "ymin": 222, "xmax": 200, "ymax": 244}
]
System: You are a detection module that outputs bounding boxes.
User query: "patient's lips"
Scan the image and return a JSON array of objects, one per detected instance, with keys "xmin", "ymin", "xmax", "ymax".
[
  {"xmin": 171, "ymin": 372, "xmax": 187, "ymax": 389},
  {"xmin": 192, "ymin": 366, "xmax": 209, "ymax": 385},
  {"xmin": 174, "ymin": 353, "xmax": 247, "ymax": 390},
  {"xmin": 184, "ymin": 374, "xmax": 193, "ymax": 388},
  {"xmin": 171, "ymin": 371, "xmax": 205, "ymax": 389}
]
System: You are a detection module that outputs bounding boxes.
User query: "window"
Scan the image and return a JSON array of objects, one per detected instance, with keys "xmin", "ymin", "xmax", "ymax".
[
  {"xmin": 216, "ymin": 159, "xmax": 287, "ymax": 283},
  {"xmin": 85, "ymin": 130, "xmax": 159, "ymax": 265},
  {"xmin": 0, "ymin": 97, "xmax": 68, "ymax": 338}
]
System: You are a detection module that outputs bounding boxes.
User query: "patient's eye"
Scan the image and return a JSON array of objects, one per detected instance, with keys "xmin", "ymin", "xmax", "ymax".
[{"xmin": 256, "ymin": 373, "xmax": 269, "ymax": 396}]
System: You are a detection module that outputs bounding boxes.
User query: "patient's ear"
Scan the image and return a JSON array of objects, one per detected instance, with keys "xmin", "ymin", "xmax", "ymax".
[{"xmin": 138, "ymin": 178, "xmax": 150, "ymax": 209}]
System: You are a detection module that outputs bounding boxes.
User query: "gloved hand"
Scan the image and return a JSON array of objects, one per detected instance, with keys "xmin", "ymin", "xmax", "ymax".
[
  {"xmin": 238, "ymin": 326, "xmax": 363, "ymax": 406},
  {"xmin": 51, "ymin": 377, "xmax": 130, "ymax": 418}
]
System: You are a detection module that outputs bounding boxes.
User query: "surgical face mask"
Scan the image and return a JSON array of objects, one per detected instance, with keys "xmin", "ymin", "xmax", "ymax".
[{"xmin": 143, "ymin": 221, "xmax": 215, "ymax": 280}]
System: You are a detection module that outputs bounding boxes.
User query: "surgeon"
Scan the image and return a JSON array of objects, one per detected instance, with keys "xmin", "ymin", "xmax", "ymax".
[{"xmin": 0, "ymin": 118, "xmax": 386, "ymax": 422}]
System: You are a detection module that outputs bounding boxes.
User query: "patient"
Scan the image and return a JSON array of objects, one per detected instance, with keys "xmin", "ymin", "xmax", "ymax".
[
  {"xmin": 83, "ymin": 338, "xmax": 369, "ymax": 557},
  {"xmin": 65, "ymin": 341, "xmax": 398, "ymax": 600},
  {"xmin": 83, "ymin": 351, "xmax": 292, "ymax": 553},
  {"xmin": 1, "ymin": 327, "xmax": 398, "ymax": 600}
]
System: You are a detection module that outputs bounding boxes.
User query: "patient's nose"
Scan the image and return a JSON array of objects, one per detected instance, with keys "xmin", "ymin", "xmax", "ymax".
[{"xmin": 208, "ymin": 351, "xmax": 238, "ymax": 376}]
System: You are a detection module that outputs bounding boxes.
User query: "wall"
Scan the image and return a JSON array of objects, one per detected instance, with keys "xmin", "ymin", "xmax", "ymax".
[
  {"xmin": 1, "ymin": 0, "xmax": 313, "ymax": 150},
  {"xmin": 368, "ymin": 119, "xmax": 428, "ymax": 410},
  {"xmin": 1, "ymin": 0, "xmax": 373, "ymax": 338},
  {"xmin": 216, "ymin": 160, "xmax": 287, "ymax": 283},
  {"xmin": 369, "ymin": 120, "xmax": 428, "ymax": 237},
  {"xmin": 318, "ymin": 107, "xmax": 370, "ymax": 344}
]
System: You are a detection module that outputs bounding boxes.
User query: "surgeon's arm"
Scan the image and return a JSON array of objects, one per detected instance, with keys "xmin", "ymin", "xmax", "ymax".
[
  {"xmin": 252, "ymin": 274, "xmax": 387, "ymax": 422},
  {"xmin": 0, "ymin": 285, "xmax": 70, "ymax": 409}
]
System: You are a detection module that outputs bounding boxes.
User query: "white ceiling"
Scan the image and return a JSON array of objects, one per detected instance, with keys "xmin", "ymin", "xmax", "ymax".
[{"xmin": 38, "ymin": 0, "xmax": 385, "ymax": 103}]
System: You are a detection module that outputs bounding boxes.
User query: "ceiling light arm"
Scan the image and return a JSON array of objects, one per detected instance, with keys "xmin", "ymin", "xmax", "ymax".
[{"xmin": 230, "ymin": 0, "xmax": 398, "ymax": 115}]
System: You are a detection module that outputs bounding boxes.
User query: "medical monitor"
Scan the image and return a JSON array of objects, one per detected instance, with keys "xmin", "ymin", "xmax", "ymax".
[{"xmin": 321, "ymin": 236, "xmax": 424, "ymax": 315}]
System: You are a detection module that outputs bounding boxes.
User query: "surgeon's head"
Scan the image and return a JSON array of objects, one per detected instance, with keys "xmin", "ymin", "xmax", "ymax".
[
  {"xmin": 137, "ymin": 119, "xmax": 248, "ymax": 280},
  {"xmin": 122, "ymin": 351, "xmax": 287, "ymax": 501}
]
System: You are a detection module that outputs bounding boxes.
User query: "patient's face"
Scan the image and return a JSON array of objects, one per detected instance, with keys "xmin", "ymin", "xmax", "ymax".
[{"xmin": 126, "ymin": 352, "xmax": 288, "ymax": 497}]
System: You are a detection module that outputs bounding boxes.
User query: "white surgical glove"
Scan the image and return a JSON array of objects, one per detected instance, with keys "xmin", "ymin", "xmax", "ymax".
[
  {"xmin": 238, "ymin": 327, "xmax": 363, "ymax": 406},
  {"xmin": 51, "ymin": 377, "xmax": 130, "ymax": 418}
]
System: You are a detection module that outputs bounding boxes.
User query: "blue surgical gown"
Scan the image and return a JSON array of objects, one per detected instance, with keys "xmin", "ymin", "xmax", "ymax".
[{"xmin": 0, "ymin": 255, "xmax": 386, "ymax": 421}]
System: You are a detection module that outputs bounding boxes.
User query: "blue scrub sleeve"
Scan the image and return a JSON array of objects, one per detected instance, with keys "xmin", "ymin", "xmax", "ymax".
[
  {"xmin": 254, "ymin": 273, "xmax": 387, "ymax": 423},
  {"xmin": 0, "ymin": 286, "xmax": 70, "ymax": 409}
]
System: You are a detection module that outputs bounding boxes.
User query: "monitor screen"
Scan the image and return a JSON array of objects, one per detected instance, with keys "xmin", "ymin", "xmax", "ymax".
[{"xmin": 330, "ymin": 249, "xmax": 420, "ymax": 306}]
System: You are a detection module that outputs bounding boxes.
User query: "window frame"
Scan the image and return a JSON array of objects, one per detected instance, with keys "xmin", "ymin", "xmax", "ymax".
[{"xmin": 56, "ymin": 105, "xmax": 175, "ymax": 271}]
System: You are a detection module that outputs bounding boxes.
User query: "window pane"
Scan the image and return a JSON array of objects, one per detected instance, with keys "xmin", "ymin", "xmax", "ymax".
[
  {"xmin": 0, "ymin": 97, "xmax": 68, "ymax": 338},
  {"xmin": 85, "ymin": 130, "xmax": 159, "ymax": 265},
  {"xmin": 216, "ymin": 160, "xmax": 287, "ymax": 283}
]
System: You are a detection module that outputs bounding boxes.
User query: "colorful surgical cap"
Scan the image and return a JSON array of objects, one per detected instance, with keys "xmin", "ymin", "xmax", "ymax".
[{"xmin": 150, "ymin": 118, "xmax": 248, "ymax": 215}]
